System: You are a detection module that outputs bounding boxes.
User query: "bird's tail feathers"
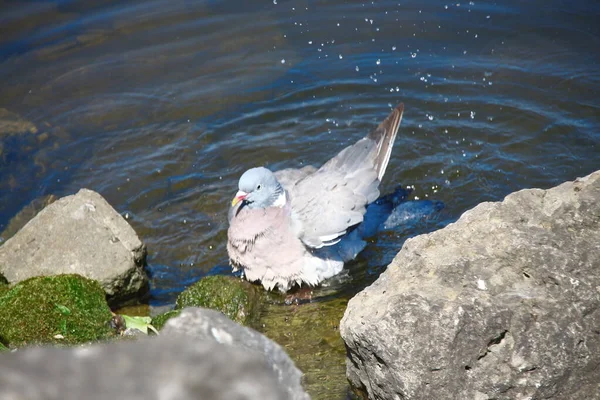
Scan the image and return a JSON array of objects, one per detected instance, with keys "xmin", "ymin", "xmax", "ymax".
[{"xmin": 368, "ymin": 103, "xmax": 404, "ymax": 181}]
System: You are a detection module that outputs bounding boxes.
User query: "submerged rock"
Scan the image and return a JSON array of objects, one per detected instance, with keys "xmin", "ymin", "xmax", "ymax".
[
  {"xmin": 341, "ymin": 170, "xmax": 600, "ymax": 400},
  {"xmin": 175, "ymin": 275, "xmax": 262, "ymax": 326},
  {"xmin": 0, "ymin": 189, "xmax": 148, "ymax": 306},
  {"xmin": 0, "ymin": 274, "xmax": 115, "ymax": 348},
  {"xmin": 0, "ymin": 108, "xmax": 38, "ymax": 137},
  {"xmin": 260, "ymin": 298, "xmax": 348, "ymax": 400},
  {"xmin": 0, "ymin": 333, "xmax": 289, "ymax": 400},
  {"xmin": 162, "ymin": 307, "xmax": 310, "ymax": 400}
]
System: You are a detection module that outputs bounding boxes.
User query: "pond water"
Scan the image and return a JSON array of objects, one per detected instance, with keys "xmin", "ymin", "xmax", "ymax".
[{"xmin": 1, "ymin": 0, "xmax": 598, "ymax": 320}]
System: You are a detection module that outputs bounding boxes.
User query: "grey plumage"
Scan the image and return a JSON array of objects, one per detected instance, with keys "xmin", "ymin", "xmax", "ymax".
[{"xmin": 227, "ymin": 103, "xmax": 404, "ymax": 292}]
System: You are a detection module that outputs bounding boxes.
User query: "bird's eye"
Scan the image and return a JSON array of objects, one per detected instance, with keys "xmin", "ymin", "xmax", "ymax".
[{"xmin": 256, "ymin": 184, "xmax": 262, "ymax": 190}]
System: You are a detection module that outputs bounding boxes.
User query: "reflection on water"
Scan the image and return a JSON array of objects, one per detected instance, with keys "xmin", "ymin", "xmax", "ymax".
[{"xmin": 1, "ymin": 0, "xmax": 599, "ymax": 307}]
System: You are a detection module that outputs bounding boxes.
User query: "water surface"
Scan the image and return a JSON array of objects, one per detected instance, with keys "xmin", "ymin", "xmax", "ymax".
[{"xmin": 1, "ymin": 0, "xmax": 599, "ymax": 305}]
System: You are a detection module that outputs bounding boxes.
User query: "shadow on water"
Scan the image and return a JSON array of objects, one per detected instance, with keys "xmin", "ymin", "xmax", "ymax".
[{"xmin": 1, "ymin": 0, "xmax": 599, "ymax": 397}]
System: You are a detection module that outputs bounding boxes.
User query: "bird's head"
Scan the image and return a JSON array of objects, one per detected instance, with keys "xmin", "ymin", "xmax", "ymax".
[{"xmin": 231, "ymin": 167, "xmax": 284, "ymax": 210}]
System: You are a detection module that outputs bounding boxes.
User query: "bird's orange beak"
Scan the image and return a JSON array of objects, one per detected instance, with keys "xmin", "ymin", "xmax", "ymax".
[{"xmin": 231, "ymin": 190, "xmax": 248, "ymax": 207}]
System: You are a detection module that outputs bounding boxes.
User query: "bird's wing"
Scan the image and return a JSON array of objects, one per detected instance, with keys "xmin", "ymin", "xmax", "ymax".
[
  {"xmin": 288, "ymin": 103, "xmax": 404, "ymax": 248},
  {"xmin": 274, "ymin": 166, "xmax": 318, "ymax": 191}
]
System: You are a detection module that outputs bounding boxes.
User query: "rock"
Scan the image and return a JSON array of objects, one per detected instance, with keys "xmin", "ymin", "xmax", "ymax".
[
  {"xmin": 0, "ymin": 189, "xmax": 148, "ymax": 306},
  {"xmin": 176, "ymin": 275, "xmax": 262, "ymax": 326},
  {"xmin": 0, "ymin": 274, "xmax": 7, "ymax": 298},
  {"xmin": 0, "ymin": 333, "xmax": 289, "ymax": 400},
  {"xmin": 151, "ymin": 309, "xmax": 181, "ymax": 330},
  {"xmin": 0, "ymin": 194, "xmax": 57, "ymax": 242},
  {"xmin": 162, "ymin": 307, "xmax": 310, "ymax": 400},
  {"xmin": 0, "ymin": 274, "xmax": 115, "ymax": 348},
  {"xmin": 341, "ymin": 170, "xmax": 600, "ymax": 400}
]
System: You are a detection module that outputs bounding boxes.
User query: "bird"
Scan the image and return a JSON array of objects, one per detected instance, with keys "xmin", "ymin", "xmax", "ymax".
[{"xmin": 227, "ymin": 103, "xmax": 404, "ymax": 292}]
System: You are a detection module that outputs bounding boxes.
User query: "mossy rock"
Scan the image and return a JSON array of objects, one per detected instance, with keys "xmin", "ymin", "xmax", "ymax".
[
  {"xmin": 151, "ymin": 309, "xmax": 181, "ymax": 330},
  {"xmin": 175, "ymin": 275, "xmax": 262, "ymax": 327},
  {"xmin": 0, "ymin": 274, "xmax": 115, "ymax": 348},
  {"xmin": 0, "ymin": 273, "xmax": 8, "ymax": 298}
]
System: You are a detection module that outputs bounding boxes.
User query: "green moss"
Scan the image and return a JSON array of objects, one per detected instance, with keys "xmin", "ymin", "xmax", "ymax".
[
  {"xmin": 175, "ymin": 275, "xmax": 262, "ymax": 327},
  {"xmin": 0, "ymin": 274, "xmax": 115, "ymax": 348},
  {"xmin": 259, "ymin": 297, "xmax": 349, "ymax": 400},
  {"xmin": 151, "ymin": 309, "xmax": 181, "ymax": 330},
  {"xmin": 0, "ymin": 274, "xmax": 8, "ymax": 298}
]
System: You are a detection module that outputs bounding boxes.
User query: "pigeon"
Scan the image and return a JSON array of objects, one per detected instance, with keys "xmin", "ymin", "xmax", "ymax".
[{"xmin": 227, "ymin": 103, "xmax": 404, "ymax": 292}]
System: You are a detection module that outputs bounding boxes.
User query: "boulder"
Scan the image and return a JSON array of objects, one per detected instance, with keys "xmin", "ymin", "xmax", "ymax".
[
  {"xmin": 0, "ymin": 189, "xmax": 148, "ymax": 306},
  {"xmin": 341, "ymin": 170, "xmax": 600, "ymax": 400},
  {"xmin": 0, "ymin": 194, "xmax": 57, "ymax": 242},
  {"xmin": 162, "ymin": 307, "xmax": 310, "ymax": 400},
  {"xmin": 0, "ymin": 333, "xmax": 289, "ymax": 400},
  {"xmin": 176, "ymin": 275, "xmax": 263, "ymax": 326},
  {"xmin": 0, "ymin": 274, "xmax": 115, "ymax": 348}
]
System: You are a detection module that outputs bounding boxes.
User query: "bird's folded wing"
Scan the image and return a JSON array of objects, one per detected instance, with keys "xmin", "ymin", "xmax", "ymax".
[
  {"xmin": 289, "ymin": 167, "xmax": 377, "ymax": 248},
  {"xmin": 288, "ymin": 103, "xmax": 404, "ymax": 249},
  {"xmin": 274, "ymin": 165, "xmax": 318, "ymax": 191}
]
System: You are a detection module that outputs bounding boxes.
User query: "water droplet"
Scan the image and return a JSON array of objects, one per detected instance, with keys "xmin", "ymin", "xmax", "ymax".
[
  {"xmin": 411, "ymin": 53, "xmax": 417, "ymax": 58},
  {"xmin": 339, "ymin": 54, "xmax": 343, "ymax": 59},
  {"xmin": 281, "ymin": 59, "xmax": 286, "ymax": 64},
  {"xmin": 376, "ymin": 59, "xmax": 381, "ymax": 65},
  {"xmin": 392, "ymin": 46, "xmax": 397, "ymax": 51},
  {"xmin": 355, "ymin": 66, "xmax": 360, "ymax": 72},
  {"xmin": 273, "ymin": 0, "xmax": 277, "ymax": 4}
]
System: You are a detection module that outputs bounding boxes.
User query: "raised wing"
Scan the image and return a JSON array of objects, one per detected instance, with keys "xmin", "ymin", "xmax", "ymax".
[{"xmin": 288, "ymin": 103, "xmax": 404, "ymax": 248}]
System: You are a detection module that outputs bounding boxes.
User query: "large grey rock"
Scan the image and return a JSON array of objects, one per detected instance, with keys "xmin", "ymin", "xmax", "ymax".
[
  {"xmin": 341, "ymin": 170, "xmax": 600, "ymax": 400},
  {"xmin": 163, "ymin": 307, "xmax": 310, "ymax": 400},
  {"xmin": 0, "ymin": 334, "xmax": 287, "ymax": 400},
  {"xmin": 0, "ymin": 189, "xmax": 147, "ymax": 306}
]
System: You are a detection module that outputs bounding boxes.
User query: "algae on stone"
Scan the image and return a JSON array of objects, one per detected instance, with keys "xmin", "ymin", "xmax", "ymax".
[
  {"xmin": 259, "ymin": 297, "xmax": 349, "ymax": 400},
  {"xmin": 175, "ymin": 275, "xmax": 262, "ymax": 327},
  {"xmin": 0, "ymin": 274, "xmax": 115, "ymax": 348},
  {"xmin": 151, "ymin": 310, "xmax": 182, "ymax": 330},
  {"xmin": 0, "ymin": 273, "xmax": 8, "ymax": 297}
]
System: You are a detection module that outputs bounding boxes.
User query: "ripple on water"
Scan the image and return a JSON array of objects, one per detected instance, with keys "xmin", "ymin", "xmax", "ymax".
[{"xmin": 0, "ymin": 0, "xmax": 599, "ymax": 310}]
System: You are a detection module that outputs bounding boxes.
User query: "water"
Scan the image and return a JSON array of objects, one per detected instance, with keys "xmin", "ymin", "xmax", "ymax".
[{"xmin": 1, "ymin": 0, "xmax": 599, "ymax": 307}]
